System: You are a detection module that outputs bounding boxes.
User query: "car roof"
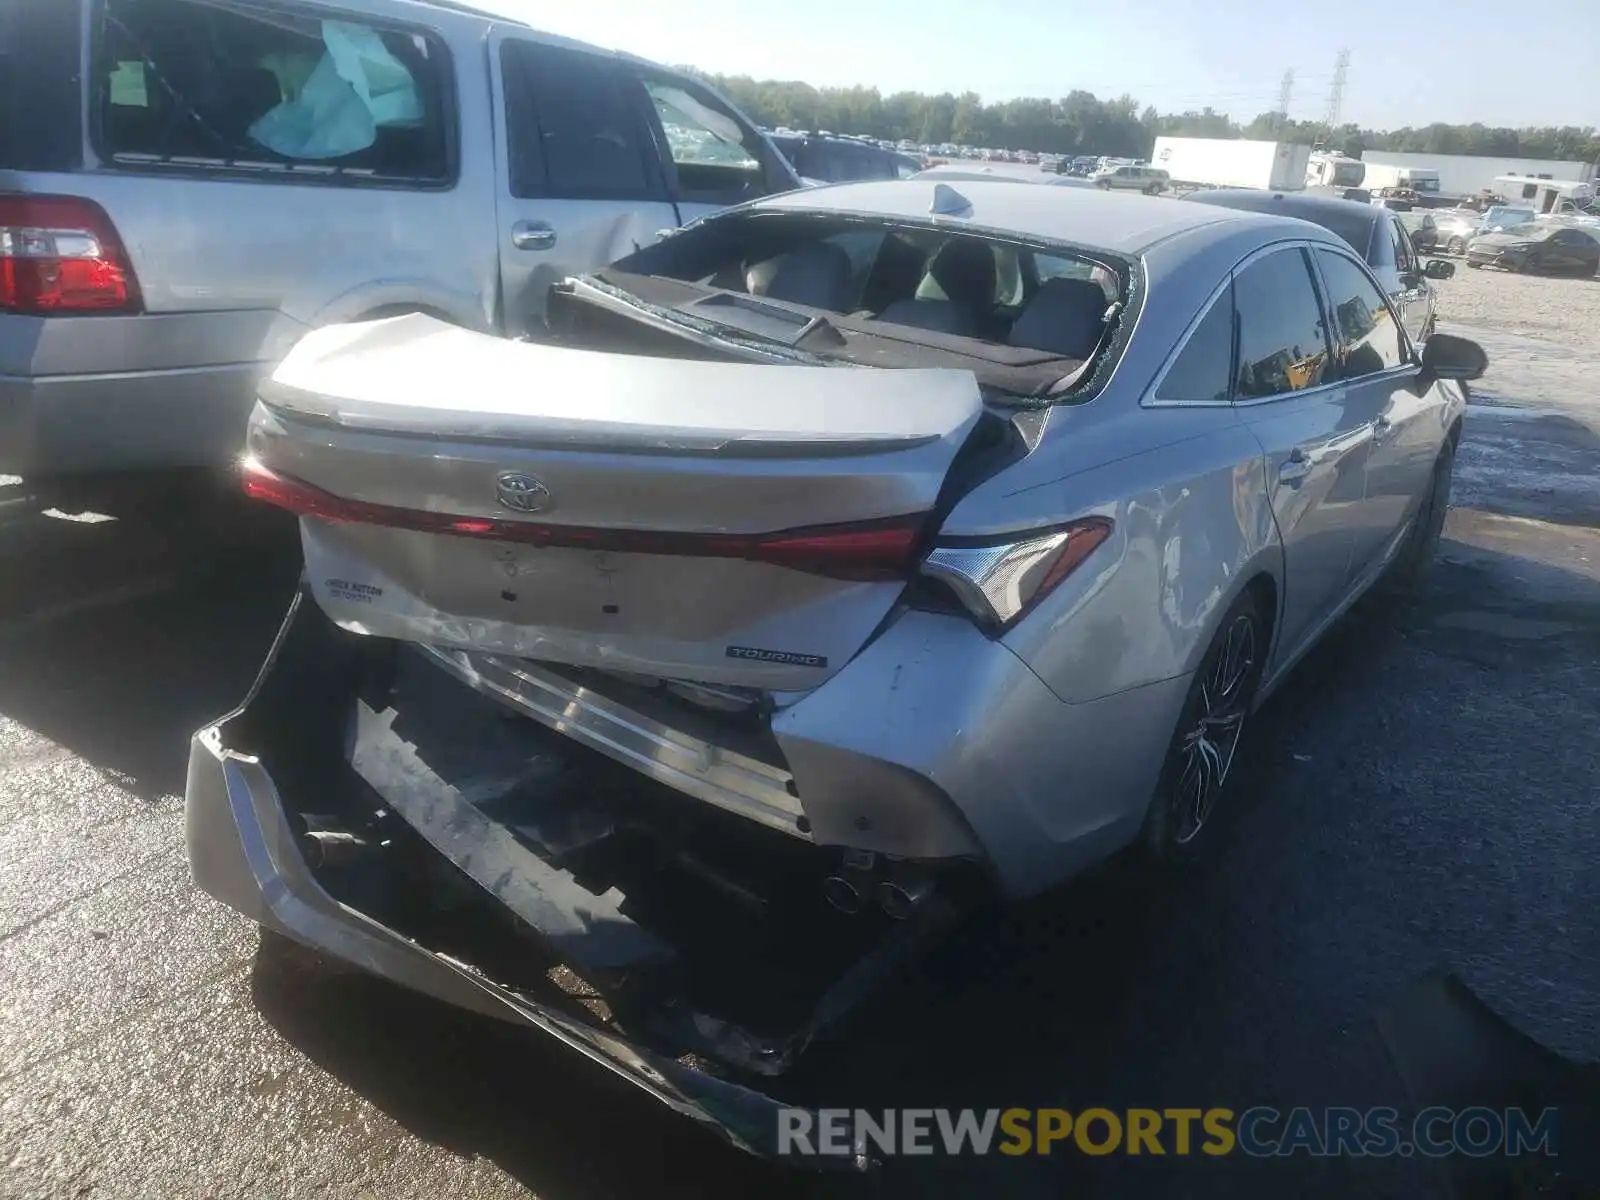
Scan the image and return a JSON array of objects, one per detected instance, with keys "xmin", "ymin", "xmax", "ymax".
[
  {"xmin": 1185, "ymin": 188, "xmax": 1384, "ymax": 228},
  {"xmin": 745, "ymin": 180, "xmax": 1324, "ymax": 255},
  {"xmin": 383, "ymin": 0, "xmax": 686, "ymax": 71},
  {"xmin": 1183, "ymin": 188, "xmax": 1385, "ymax": 256}
]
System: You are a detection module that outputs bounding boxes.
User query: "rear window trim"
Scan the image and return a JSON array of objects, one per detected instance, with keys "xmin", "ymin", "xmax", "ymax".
[
  {"xmin": 696, "ymin": 207, "xmax": 1134, "ymax": 304},
  {"xmin": 85, "ymin": 0, "xmax": 462, "ymax": 192},
  {"xmin": 597, "ymin": 209, "xmax": 1141, "ymax": 405}
]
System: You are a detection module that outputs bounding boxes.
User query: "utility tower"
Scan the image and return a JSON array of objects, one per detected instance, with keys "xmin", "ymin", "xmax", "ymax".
[
  {"xmin": 1274, "ymin": 70, "xmax": 1294, "ymax": 136},
  {"xmin": 1322, "ymin": 48, "xmax": 1350, "ymax": 137}
]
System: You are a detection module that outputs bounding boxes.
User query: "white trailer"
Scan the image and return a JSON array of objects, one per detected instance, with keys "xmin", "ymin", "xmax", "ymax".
[
  {"xmin": 1494, "ymin": 175, "xmax": 1596, "ymax": 215},
  {"xmin": 1361, "ymin": 163, "xmax": 1443, "ymax": 195},
  {"xmin": 1151, "ymin": 137, "xmax": 1313, "ymax": 192},
  {"xmin": 1361, "ymin": 150, "xmax": 1596, "ymax": 198}
]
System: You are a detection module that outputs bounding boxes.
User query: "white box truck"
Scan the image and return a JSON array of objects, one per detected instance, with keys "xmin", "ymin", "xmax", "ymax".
[
  {"xmin": 1151, "ymin": 137, "xmax": 1313, "ymax": 191},
  {"xmin": 1360, "ymin": 163, "xmax": 1443, "ymax": 196}
]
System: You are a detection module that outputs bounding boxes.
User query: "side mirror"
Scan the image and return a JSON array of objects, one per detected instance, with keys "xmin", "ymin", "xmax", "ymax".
[
  {"xmin": 1420, "ymin": 332, "xmax": 1487, "ymax": 382},
  {"xmin": 1423, "ymin": 259, "xmax": 1455, "ymax": 280}
]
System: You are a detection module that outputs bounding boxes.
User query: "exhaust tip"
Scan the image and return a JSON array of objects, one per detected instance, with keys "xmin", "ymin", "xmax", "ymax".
[
  {"xmin": 822, "ymin": 874, "xmax": 864, "ymax": 914},
  {"xmin": 876, "ymin": 877, "xmax": 932, "ymax": 920}
]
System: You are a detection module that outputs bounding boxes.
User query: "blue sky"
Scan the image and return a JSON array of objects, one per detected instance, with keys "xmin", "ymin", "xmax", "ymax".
[{"xmin": 490, "ymin": 0, "xmax": 1596, "ymax": 131}]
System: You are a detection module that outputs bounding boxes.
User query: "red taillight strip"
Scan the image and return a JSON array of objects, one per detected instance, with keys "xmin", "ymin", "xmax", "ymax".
[{"xmin": 240, "ymin": 458, "xmax": 924, "ymax": 582}]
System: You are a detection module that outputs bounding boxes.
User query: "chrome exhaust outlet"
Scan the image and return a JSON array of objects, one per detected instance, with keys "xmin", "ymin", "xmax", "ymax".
[
  {"xmin": 823, "ymin": 850, "xmax": 879, "ymax": 914},
  {"xmin": 877, "ymin": 874, "xmax": 934, "ymax": 920},
  {"xmin": 300, "ymin": 828, "xmax": 374, "ymax": 870},
  {"xmin": 822, "ymin": 874, "xmax": 865, "ymax": 914}
]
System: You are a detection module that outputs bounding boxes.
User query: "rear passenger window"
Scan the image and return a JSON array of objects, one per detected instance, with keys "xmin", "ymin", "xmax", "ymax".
[
  {"xmin": 92, "ymin": 0, "xmax": 451, "ymax": 184},
  {"xmin": 500, "ymin": 41, "xmax": 661, "ymax": 201},
  {"xmin": 1314, "ymin": 250, "xmax": 1404, "ymax": 377},
  {"xmin": 1231, "ymin": 248, "xmax": 1331, "ymax": 398},
  {"xmin": 639, "ymin": 77, "xmax": 769, "ymax": 206},
  {"xmin": 1156, "ymin": 285, "xmax": 1234, "ymax": 403}
]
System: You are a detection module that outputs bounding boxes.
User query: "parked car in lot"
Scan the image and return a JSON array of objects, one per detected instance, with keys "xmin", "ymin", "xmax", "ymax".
[
  {"xmin": 1479, "ymin": 205, "xmax": 1537, "ymax": 233},
  {"xmin": 1466, "ymin": 224, "xmax": 1600, "ymax": 275},
  {"xmin": 1398, "ymin": 210, "xmax": 1440, "ymax": 253},
  {"xmin": 191, "ymin": 179, "xmax": 1485, "ymax": 1154},
  {"xmin": 767, "ymin": 132, "xmax": 921, "ymax": 184},
  {"xmin": 1092, "ymin": 163, "xmax": 1170, "ymax": 193},
  {"xmin": 1184, "ymin": 189, "xmax": 1454, "ymax": 343},
  {"xmin": 1432, "ymin": 209, "xmax": 1483, "ymax": 255},
  {"xmin": 0, "ymin": 0, "xmax": 796, "ymax": 493}
]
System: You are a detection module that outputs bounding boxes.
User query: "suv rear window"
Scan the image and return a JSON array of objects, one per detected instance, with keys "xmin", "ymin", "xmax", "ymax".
[
  {"xmin": 91, "ymin": 0, "xmax": 452, "ymax": 184},
  {"xmin": 0, "ymin": 0, "xmax": 82, "ymax": 171}
]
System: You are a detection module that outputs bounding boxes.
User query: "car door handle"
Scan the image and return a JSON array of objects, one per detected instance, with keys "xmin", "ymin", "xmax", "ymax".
[
  {"xmin": 1372, "ymin": 415, "xmax": 1394, "ymax": 443},
  {"xmin": 1279, "ymin": 448, "xmax": 1312, "ymax": 484},
  {"xmin": 511, "ymin": 221, "xmax": 557, "ymax": 251}
]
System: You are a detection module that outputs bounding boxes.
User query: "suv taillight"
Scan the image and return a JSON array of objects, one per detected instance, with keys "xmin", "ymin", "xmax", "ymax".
[{"xmin": 0, "ymin": 195, "xmax": 141, "ymax": 315}]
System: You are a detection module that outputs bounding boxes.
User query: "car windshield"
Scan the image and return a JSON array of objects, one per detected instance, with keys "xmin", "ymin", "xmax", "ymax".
[{"xmin": 595, "ymin": 211, "xmax": 1128, "ymax": 398}]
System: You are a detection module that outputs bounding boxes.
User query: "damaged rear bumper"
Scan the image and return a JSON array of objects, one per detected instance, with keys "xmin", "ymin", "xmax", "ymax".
[
  {"xmin": 185, "ymin": 590, "xmax": 962, "ymax": 1164},
  {"xmin": 186, "ymin": 695, "xmax": 822, "ymax": 1161}
]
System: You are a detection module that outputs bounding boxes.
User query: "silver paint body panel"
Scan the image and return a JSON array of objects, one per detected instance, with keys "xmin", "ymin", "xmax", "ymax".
[{"xmin": 239, "ymin": 185, "xmax": 1467, "ymax": 897}]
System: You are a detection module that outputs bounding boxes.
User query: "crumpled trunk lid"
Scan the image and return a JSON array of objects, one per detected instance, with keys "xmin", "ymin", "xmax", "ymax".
[{"xmin": 249, "ymin": 315, "xmax": 985, "ymax": 689}]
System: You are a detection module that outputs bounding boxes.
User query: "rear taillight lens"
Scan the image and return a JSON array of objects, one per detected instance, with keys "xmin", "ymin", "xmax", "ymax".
[
  {"xmin": 0, "ymin": 195, "xmax": 141, "ymax": 314},
  {"xmin": 923, "ymin": 517, "xmax": 1113, "ymax": 629},
  {"xmin": 240, "ymin": 458, "xmax": 924, "ymax": 582}
]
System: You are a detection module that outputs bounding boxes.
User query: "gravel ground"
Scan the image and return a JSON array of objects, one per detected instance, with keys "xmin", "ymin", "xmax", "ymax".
[{"xmin": 1433, "ymin": 258, "xmax": 1600, "ymax": 345}]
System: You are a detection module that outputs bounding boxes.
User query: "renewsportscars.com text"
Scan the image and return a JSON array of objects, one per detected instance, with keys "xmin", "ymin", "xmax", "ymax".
[{"xmin": 777, "ymin": 1106, "xmax": 1559, "ymax": 1159}]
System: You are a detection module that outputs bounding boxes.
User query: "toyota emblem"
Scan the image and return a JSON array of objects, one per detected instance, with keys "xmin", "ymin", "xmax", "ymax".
[{"xmin": 494, "ymin": 471, "xmax": 553, "ymax": 514}]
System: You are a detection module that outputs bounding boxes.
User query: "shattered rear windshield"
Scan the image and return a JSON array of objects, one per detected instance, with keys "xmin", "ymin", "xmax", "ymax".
[
  {"xmin": 91, "ymin": 0, "xmax": 451, "ymax": 183},
  {"xmin": 607, "ymin": 212, "xmax": 1127, "ymax": 391}
]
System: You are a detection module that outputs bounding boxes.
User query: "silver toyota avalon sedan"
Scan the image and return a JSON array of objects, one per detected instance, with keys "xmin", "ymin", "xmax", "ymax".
[{"xmin": 188, "ymin": 180, "xmax": 1486, "ymax": 1150}]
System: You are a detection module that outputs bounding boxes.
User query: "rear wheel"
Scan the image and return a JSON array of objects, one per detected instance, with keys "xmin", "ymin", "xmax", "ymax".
[
  {"xmin": 1447, "ymin": 235, "xmax": 1467, "ymax": 255},
  {"xmin": 1140, "ymin": 591, "xmax": 1267, "ymax": 863}
]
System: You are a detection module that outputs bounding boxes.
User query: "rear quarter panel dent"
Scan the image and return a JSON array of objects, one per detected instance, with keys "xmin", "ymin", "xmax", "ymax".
[{"xmin": 1001, "ymin": 424, "xmax": 1277, "ymax": 705}]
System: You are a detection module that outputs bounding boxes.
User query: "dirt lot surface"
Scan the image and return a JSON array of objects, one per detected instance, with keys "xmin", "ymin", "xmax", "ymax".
[{"xmin": 1433, "ymin": 256, "xmax": 1600, "ymax": 343}]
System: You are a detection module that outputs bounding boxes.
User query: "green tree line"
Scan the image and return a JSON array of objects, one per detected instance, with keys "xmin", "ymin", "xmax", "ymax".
[{"xmin": 697, "ymin": 74, "xmax": 1598, "ymax": 163}]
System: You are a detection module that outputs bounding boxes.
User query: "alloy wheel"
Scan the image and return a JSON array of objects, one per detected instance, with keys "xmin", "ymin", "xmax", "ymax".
[{"xmin": 1170, "ymin": 613, "xmax": 1258, "ymax": 844}]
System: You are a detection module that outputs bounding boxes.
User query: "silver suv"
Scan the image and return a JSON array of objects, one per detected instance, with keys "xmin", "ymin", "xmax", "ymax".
[
  {"xmin": 1091, "ymin": 164, "xmax": 1170, "ymax": 194},
  {"xmin": 0, "ymin": 0, "xmax": 797, "ymax": 485}
]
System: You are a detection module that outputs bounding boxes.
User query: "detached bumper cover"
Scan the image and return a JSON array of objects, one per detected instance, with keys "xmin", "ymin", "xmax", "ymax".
[
  {"xmin": 184, "ymin": 600, "xmax": 854, "ymax": 1165},
  {"xmin": 185, "ymin": 729, "xmax": 821, "ymax": 1160}
]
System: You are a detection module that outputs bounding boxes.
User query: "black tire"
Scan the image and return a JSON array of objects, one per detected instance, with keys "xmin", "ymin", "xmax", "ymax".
[
  {"xmin": 1140, "ymin": 590, "xmax": 1267, "ymax": 863},
  {"xmin": 1097, "ymin": 179, "xmax": 1112, "ymax": 190},
  {"xmin": 1447, "ymin": 236, "xmax": 1467, "ymax": 255},
  {"xmin": 1466, "ymin": 260, "xmax": 1483, "ymax": 269},
  {"xmin": 1381, "ymin": 435, "xmax": 1456, "ymax": 594}
]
